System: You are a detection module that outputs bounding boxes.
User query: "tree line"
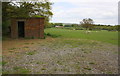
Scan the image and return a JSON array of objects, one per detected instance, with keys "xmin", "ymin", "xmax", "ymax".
[{"xmin": 48, "ymin": 18, "xmax": 120, "ymax": 31}]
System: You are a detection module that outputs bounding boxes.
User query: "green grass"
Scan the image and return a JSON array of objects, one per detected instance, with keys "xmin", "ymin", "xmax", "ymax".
[
  {"xmin": 2, "ymin": 61, "xmax": 7, "ymax": 66},
  {"xmin": 36, "ymin": 61, "xmax": 44, "ymax": 64},
  {"xmin": 45, "ymin": 28, "xmax": 118, "ymax": 45},
  {"xmin": 8, "ymin": 48, "xmax": 16, "ymax": 50},
  {"xmin": 26, "ymin": 51, "xmax": 36, "ymax": 55},
  {"xmin": 41, "ymin": 68, "xmax": 46, "ymax": 70},
  {"xmin": 13, "ymin": 66, "xmax": 22, "ymax": 70},
  {"xmin": 84, "ymin": 67, "xmax": 92, "ymax": 70},
  {"xmin": 13, "ymin": 66, "xmax": 30, "ymax": 74},
  {"xmin": 89, "ymin": 62, "xmax": 95, "ymax": 65},
  {"xmin": 23, "ymin": 46, "xmax": 29, "ymax": 48}
]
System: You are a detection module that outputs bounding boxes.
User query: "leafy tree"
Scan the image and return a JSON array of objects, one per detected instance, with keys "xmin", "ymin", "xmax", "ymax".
[
  {"xmin": 2, "ymin": 2, "xmax": 15, "ymax": 34},
  {"xmin": 46, "ymin": 23, "xmax": 55, "ymax": 28},
  {"xmin": 80, "ymin": 18, "xmax": 94, "ymax": 30},
  {"xmin": 115, "ymin": 25, "xmax": 120, "ymax": 31},
  {"xmin": 54, "ymin": 23, "xmax": 63, "ymax": 26},
  {"xmin": 71, "ymin": 24, "xmax": 78, "ymax": 27}
]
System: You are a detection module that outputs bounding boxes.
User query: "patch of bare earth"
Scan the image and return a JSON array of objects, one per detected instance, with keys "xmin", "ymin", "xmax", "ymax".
[{"xmin": 2, "ymin": 38, "xmax": 118, "ymax": 74}]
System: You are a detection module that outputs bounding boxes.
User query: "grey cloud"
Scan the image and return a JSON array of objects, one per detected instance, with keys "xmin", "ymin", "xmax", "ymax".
[{"xmin": 51, "ymin": 0, "xmax": 118, "ymax": 25}]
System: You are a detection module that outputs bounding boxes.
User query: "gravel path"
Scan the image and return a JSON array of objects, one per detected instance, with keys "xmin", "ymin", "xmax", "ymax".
[{"xmin": 2, "ymin": 38, "xmax": 118, "ymax": 74}]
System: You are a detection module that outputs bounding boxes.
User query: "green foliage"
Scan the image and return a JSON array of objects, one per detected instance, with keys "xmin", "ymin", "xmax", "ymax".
[
  {"xmin": 64, "ymin": 25, "xmax": 72, "ymax": 27},
  {"xmin": 57, "ymin": 61, "xmax": 63, "ymax": 65},
  {"xmin": 2, "ymin": 61, "xmax": 7, "ymax": 66},
  {"xmin": 45, "ymin": 33, "xmax": 61, "ymax": 38},
  {"xmin": 89, "ymin": 62, "xmax": 95, "ymax": 64},
  {"xmin": 71, "ymin": 24, "xmax": 79, "ymax": 27},
  {"xmin": 115, "ymin": 25, "xmax": 120, "ymax": 31},
  {"xmin": 26, "ymin": 51, "xmax": 36, "ymax": 55},
  {"xmin": 46, "ymin": 23, "xmax": 55, "ymax": 28},
  {"xmin": 13, "ymin": 66, "xmax": 30, "ymax": 74},
  {"xmin": 8, "ymin": 48, "xmax": 16, "ymax": 50},
  {"xmin": 32, "ymin": 15, "xmax": 44, "ymax": 18},
  {"xmin": 92, "ymin": 25, "xmax": 119, "ymax": 31},
  {"xmin": 31, "ymin": 36, "xmax": 34, "ymax": 39},
  {"xmin": 23, "ymin": 46, "xmax": 29, "ymax": 48},
  {"xmin": 36, "ymin": 61, "xmax": 44, "ymax": 64},
  {"xmin": 2, "ymin": 1, "xmax": 53, "ymax": 18},
  {"xmin": 80, "ymin": 18, "xmax": 94, "ymax": 30},
  {"xmin": 13, "ymin": 66, "xmax": 22, "ymax": 70},
  {"xmin": 49, "ymin": 23, "xmax": 64, "ymax": 28},
  {"xmin": 2, "ymin": 20, "xmax": 11, "ymax": 35},
  {"xmin": 84, "ymin": 67, "xmax": 91, "ymax": 70},
  {"xmin": 75, "ymin": 27, "xmax": 84, "ymax": 30},
  {"xmin": 41, "ymin": 68, "xmax": 46, "ymax": 70}
]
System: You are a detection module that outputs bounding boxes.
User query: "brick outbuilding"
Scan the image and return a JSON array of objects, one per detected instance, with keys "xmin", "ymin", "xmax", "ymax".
[{"xmin": 11, "ymin": 17, "xmax": 45, "ymax": 39}]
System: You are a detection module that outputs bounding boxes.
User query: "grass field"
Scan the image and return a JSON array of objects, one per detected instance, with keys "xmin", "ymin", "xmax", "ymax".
[{"xmin": 45, "ymin": 28, "xmax": 118, "ymax": 45}]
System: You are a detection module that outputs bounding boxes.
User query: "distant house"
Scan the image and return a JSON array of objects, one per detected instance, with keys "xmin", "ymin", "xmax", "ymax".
[
  {"xmin": 55, "ymin": 26, "xmax": 64, "ymax": 28},
  {"xmin": 11, "ymin": 17, "xmax": 45, "ymax": 39}
]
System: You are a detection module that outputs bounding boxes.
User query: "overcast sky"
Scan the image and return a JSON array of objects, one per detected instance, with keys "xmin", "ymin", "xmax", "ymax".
[{"xmin": 50, "ymin": 0, "xmax": 119, "ymax": 25}]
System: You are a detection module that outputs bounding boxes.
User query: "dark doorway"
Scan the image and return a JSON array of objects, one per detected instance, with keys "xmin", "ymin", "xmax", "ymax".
[{"xmin": 18, "ymin": 21, "xmax": 25, "ymax": 37}]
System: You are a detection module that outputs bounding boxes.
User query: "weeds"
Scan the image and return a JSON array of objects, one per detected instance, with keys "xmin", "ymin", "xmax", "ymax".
[
  {"xmin": 13, "ymin": 66, "xmax": 22, "ymax": 70},
  {"xmin": 36, "ymin": 61, "xmax": 43, "ymax": 64},
  {"xmin": 84, "ymin": 51, "xmax": 88, "ymax": 54},
  {"xmin": 23, "ymin": 46, "xmax": 29, "ymax": 48},
  {"xmin": 2, "ymin": 61, "xmax": 7, "ymax": 66},
  {"xmin": 107, "ymin": 71, "xmax": 113, "ymax": 74},
  {"xmin": 57, "ymin": 61, "xmax": 62, "ymax": 65},
  {"xmin": 13, "ymin": 66, "xmax": 30, "ymax": 74},
  {"xmin": 26, "ymin": 51, "xmax": 36, "ymax": 55},
  {"xmin": 24, "ymin": 43, "xmax": 30, "ymax": 44},
  {"xmin": 54, "ymin": 68, "xmax": 57, "ymax": 71},
  {"xmin": 84, "ymin": 67, "xmax": 91, "ymax": 70},
  {"xmin": 45, "ymin": 33, "xmax": 61, "ymax": 38},
  {"xmin": 41, "ymin": 68, "xmax": 46, "ymax": 70},
  {"xmin": 89, "ymin": 62, "xmax": 95, "ymax": 65},
  {"xmin": 8, "ymin": 48, "xmax": 16, "ymax": 50}
]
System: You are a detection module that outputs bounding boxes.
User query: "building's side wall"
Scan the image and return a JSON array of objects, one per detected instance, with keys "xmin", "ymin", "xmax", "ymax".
[
  {"xmin": 11, "ymin": 19, "xmax": 18, "ymax": 38},
  {"xmin": 39, "ymin": 18, "xmax": 44, "ymax": 38},
  {"xmin": 11, "ymin": 18, "xmax": 44, "ymax": 38},
  {"xmin": 25, "ymin": 18, "xmax": 44, "ymax": 38}
]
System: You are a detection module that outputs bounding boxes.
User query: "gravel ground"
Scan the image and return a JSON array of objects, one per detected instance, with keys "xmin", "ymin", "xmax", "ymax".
[{"xmin": 2, "ymin": 38, "xmax": 118, "ymax": 74}]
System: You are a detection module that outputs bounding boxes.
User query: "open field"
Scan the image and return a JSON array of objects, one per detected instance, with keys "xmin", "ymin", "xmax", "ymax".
[
  {"xmin": 2, "ymin": 28, "xmax": 118, "ymax": 74},
  {"xmin": 45, "ymin": 28, "xmax": 118, "ymax": 45}
]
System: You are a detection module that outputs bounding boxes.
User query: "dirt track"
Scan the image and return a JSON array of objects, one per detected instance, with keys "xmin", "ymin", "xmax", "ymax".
[{"xmin": 2, "ymin": 38, "xmax": 118, "ymax": 74}]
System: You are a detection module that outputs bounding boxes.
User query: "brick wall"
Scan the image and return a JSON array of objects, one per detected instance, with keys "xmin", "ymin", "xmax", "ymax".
[
  {"xmin": 11, "ymin": 19, "xmax": 18, "ymax": 38},
  {"xmin": 11, "ymin": 17, "xmax": 45, "ymax": 38}
]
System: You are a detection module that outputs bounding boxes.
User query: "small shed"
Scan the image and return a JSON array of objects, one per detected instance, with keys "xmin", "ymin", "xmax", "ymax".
[{"xmin": 11, "ymin": 17, "xmax": 45, "ymax": 39}]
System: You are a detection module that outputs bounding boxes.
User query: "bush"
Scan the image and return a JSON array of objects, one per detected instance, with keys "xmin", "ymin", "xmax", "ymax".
[
  {"xmin": 45, "ymin": 33, "xmax": 61, "ymax": 38},
  {"xmin": 2, "ymin": 21, "xmax": 10, "ymax": 35},
  {"xmin": 75, "ymin": 28, "xmax": 84, "ymax": 30}
]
